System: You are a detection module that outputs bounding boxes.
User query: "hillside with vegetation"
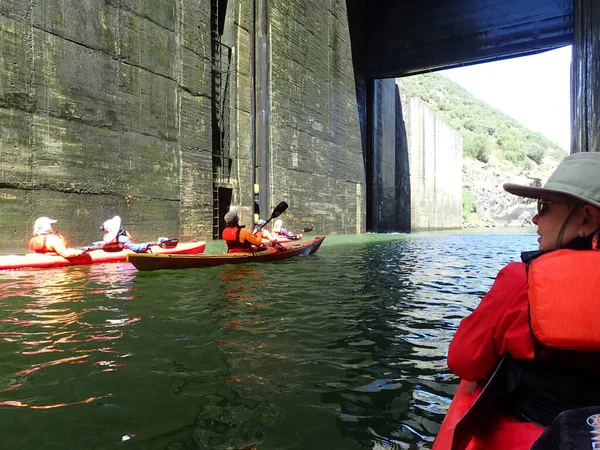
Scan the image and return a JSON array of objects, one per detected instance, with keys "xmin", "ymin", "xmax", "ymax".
[{"xmin": 399, "ymin": 72, "xmax": 567, "ymax": 227}]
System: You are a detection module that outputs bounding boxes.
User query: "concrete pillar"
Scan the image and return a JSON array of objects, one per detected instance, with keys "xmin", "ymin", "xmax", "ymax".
[{"xmin": 572, "ymin": 0, "xmax": 600, "ymax": 153}]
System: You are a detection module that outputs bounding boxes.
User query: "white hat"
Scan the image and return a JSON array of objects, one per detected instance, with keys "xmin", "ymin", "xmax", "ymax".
[
  {"xmin": 101, "ymin": 216, "xmax": 122, "ymax": 242},
  {"xmin": 33, "ymin": 217, "xmax": 57, "ymax": 235},
  {"xmin": 274, "ymin": 219, "xmax": 283, "ymax": 227}
]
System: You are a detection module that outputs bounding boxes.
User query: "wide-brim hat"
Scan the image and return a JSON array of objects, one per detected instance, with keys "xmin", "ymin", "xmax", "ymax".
[
  {"xmin": 102, "ymin": 216, "xmax": 122, "ymax": 242},
  {"xmin": 503, "ymin": 152, "xmax": 600, "ymax": 209}
]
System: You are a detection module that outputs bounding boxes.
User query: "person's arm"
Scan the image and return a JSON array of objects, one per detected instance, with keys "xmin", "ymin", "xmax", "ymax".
[
  {"xmin": 240, "ymin": 228, "xmax": 263, "ymax": 246},
  {"xmin": 118, "ymin": 235, "xmax": 151, "ymax": 253},
  {"xmin": 47, "ymin": 235, "xmax": 82, "ymax": 258},
  {"xmin": 447, "ymin": 262, "xmax": 532, "ymax": 382}
]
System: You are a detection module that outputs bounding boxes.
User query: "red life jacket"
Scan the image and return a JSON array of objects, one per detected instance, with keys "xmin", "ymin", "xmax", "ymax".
[
  {"xmin": 28, "ymin": 233, "xmax": 67, "ymax": 253},
  {"xmin": 222, "ymin": 225, "xmax": 253, "ymax": 252},
  {"xmin": 437, "ymin": 249, "xmax": 600, "ymax": 450}
]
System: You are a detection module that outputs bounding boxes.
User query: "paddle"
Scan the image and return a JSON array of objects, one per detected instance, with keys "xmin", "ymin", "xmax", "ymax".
[
  {"xmin": 262, "ymin": 201, "xmax": 288, "ymax": 228},
  {"xmin": 301, "ymin": 227, "xmax": 313, "ymax": 233},
  {"xmin": 259, "ymin": 202, "xmax": 288, "ymax": 252}
]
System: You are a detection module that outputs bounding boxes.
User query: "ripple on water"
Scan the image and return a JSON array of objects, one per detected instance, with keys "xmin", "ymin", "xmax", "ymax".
[{"xmin": 0, "ymin": 232, "xmax": 536, "ymax": 449}]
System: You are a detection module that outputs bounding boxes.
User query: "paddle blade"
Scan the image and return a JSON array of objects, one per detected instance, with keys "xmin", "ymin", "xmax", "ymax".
[
  {"xmin": 270, "ymin": 201, "xmax": 288, "ymax": 220},
  {"xmin": 302, "ymin": 227, "xmax": 313, "ymax": 233}
]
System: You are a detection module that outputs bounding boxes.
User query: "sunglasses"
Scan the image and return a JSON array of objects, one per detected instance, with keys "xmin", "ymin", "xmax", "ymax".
[{"xmin": 536, "ymin": 199, "xmax": 567, "ymax": 217}]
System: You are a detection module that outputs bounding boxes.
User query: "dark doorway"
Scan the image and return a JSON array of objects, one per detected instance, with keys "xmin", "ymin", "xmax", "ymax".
[{"xmin": 214, "ymin": 187, "xmax": 233, "ymax": 240}]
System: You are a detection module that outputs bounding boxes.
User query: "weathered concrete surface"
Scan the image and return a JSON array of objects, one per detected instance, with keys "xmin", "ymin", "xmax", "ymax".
[
  {"xmin": 267, "ymin": 0, "xmax": 365, "ymax": 234},
  {"xmin": 1, "ymin": 0, "xmax": 465, "ymax": 249},
  {"xmin": 0, "ymin": 0, "xmax": 212, "ymax": 248},
  {"xmin": 225, "ymin": 0, "xmax": 366, "ymax": 235},
  {"xmin": 399, "ymin": 86, "xmax": 463, "ymax": 230},
  {"xmin": 369, "ymin": 79, "xmax": 411, "ymax": 232},
  {"xmin": 572, "ymin": 0, "xmax": 600, "ymax": 154}
]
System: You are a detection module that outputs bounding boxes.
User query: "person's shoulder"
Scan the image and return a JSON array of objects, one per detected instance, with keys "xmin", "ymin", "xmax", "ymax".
[{"xmin": 492, "ymin": 261, "xmax": 528, "ymax": 293}]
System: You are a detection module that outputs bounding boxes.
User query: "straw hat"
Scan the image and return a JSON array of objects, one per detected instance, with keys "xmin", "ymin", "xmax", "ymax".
[{"xmin": 101, "ymin": 216, "xmax": 122, "ymax": 242}]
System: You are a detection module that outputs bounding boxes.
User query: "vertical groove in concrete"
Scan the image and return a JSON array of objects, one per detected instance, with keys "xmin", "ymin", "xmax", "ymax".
[{"xmin": 572, "ymin": 0, "xmax": 600, "ymax": 153}]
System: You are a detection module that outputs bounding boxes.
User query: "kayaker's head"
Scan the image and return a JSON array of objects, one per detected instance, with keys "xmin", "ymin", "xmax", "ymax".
[
  {"xmin": 101, "ymin": 216, "xmax": 122, "ymax": 243},
  {"xmin": 504, "ymin": 152, "xmax": 600, "ymax": 251},
  {"xmin": 255, "ymin": 219, "xmax": 266, "ymax": 231},
  {"xmin": 33, "ymin": 217, "xmax": 57, "ymax": 236},
  {"xmin": 273, "ymin": 219, "xmax": 283, "ymax": 231},
  {"xmin": 224, "ymin": 210, "xmax": 239, "ymax": 227}
]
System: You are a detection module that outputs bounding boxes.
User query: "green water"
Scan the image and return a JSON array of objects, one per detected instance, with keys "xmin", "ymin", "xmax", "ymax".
[{"xmin": 0, "ymin": 232, "xmax": 537, "ymax": 449}]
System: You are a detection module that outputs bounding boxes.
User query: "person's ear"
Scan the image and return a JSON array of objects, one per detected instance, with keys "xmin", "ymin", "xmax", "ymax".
[{"xmin": 581, "ymin": 204, "xmax": 600, "ymax": 234}]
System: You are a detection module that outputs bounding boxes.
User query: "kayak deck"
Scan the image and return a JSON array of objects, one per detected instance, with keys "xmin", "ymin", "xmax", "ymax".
[
  {"xmin": 128, "ymin": 236, "xmax": 325, "ymax": 271},
  {"xmin": 0, "ymin": 241, "xmax": 206, "ymax": 271}
]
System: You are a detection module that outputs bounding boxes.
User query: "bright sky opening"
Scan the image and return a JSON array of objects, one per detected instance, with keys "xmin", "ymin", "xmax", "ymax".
[{"xmin": 441, "ymin": 45, "xmax": 572, "ymax": 153}]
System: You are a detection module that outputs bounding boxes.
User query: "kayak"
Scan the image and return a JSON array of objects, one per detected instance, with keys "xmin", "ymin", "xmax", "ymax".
[
  {"xmin": 128, "ymin": 236, "xmax": 325, "ymax": 271},
  {"xmin": 432, "ymin": 379, "xmax": 543, "ymax": 450},
  {"xmin": 0, "ymin": 242, "xmax": 207, "ymax": 271}
]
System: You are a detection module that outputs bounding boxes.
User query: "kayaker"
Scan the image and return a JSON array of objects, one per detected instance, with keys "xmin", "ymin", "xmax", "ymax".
[
  {"xmin": 222, "ymin": 210, "xmax": 265, "ymax": 253},
  {"xmin": 273, "ymin": 219, "xmax": 302, "ymax": 239},
  {"xmin": 441, "ymin": 152, "xmax": 600, "ymax": 449},
  {"xmin": 100, "ymin": 216, "xmax": 153, "ymax": 253},
  {"xmin": 253, "ymin": 219, "xmax": 278, "ymax": 243},
  {"xmin": 28, "ymin": 217, "xmax": 83, "ymax": 258}
]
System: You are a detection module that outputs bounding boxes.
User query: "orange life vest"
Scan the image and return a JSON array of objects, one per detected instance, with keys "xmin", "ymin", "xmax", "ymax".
[
  {"xmin": 28, "ymin": 233, "xmax": 68, "ymax": 253},
  {"xmin": 528, "ymin": 249, "xmax": 600, "ymax": 351},
  {"xmin": 222, "ymin": 225, "xmax": 253, "ymax": 252}
]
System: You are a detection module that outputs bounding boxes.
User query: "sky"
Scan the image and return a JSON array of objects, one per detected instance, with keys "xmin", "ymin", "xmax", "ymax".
[{"xmin": 441, "ymin": 45, "xmax": 572, "ymax": 152}]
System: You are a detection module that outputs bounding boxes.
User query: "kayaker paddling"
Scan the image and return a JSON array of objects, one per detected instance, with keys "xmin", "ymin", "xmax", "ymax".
[
  {"xmin": 100, "ymin": 216, "xmax": 154, "ymax": 253},
  {"xmin": 222, "ymin": 210, "xmax": 266, "ymax": 253},
  {"xmin": 253, "ymin": 218, "xmax": 286, "ymax": 248},
  {"xmin": 273, "ymin": 219, "xmax": 303, "ymax": 240},
  {"xmin": 436, "ymin": 152, "xmax": 600, "ymax": 450},
  {"xmin": 28, "ymin": 217, "xmax": 83, "ymax": 258}
]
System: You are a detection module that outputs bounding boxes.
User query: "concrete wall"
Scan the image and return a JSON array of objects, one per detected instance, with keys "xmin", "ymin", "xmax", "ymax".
[
  {"xmin": 0, "ymin": 0, "xmax": 214, "ymax": 248},
  {"xmin": 398, "ymin": 86, "xmax": 463, "ymax": 230},
  {"xmin": 370, "ymin": 79, "xmax": 410, "ymax": 232},
  {"xmin": 227, "ymin": 0, "xmax": 366, "ymax": 234},
  {"xmin": 0, "ymin": 0, "xmax": 461, "ymax": 249}
]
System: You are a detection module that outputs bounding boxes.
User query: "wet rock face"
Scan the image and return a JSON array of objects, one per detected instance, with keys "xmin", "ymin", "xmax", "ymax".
[{"xmin": 462, "ymin": 157, "xmax": 558, "ymax": 228}]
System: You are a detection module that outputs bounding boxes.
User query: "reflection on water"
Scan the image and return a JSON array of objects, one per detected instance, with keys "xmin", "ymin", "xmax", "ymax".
[
  {"xmin": 0, "ymin": 263, "xmax": 138, "ymax": 412},
  {"xmin": 0, "ymin": 232, "xmax": 537, "ymax": 449}
]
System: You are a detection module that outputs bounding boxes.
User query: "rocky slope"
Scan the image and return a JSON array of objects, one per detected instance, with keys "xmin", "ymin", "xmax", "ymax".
[{"xmin": 462, "ymin": 154, "xmax": 564, "ymax": 228}]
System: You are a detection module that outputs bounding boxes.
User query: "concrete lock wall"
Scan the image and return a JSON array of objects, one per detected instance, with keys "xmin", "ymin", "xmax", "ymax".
[
  {"xmin": 398, "ymin": 85, "xmax": 463, "ymax": 231},
  {"xmin": 0, "ymin": 0, "xmax": 462, "ymax": 249},
  {"xmin": 227, "ymin": 0, "xmax": 366, "ymax": 234},
  {"xmin": 0, "ymin": 0, "xmax": 213, "ymax": 248}
]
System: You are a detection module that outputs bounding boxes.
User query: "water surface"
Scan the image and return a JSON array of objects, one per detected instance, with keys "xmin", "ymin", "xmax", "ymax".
[{"xmin": 0, "ymin": 231, "xmax": 537, "ymax": 449}]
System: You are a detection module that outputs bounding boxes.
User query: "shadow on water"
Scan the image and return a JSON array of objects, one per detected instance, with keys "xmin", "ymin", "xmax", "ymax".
[{"xmin": 0, "ymin": 232, "xmax": 537, "ymax": 449}]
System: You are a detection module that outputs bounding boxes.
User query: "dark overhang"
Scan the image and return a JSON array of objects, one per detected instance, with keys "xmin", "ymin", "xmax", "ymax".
[{"xmin": 366, "ymin": 0, "xmax": 574, "ymax": 78}]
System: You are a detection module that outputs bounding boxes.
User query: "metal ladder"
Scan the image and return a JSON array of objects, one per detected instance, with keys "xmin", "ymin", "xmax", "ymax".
[{"xmin": 211, "ymin": 0, "xmax": 232, "ymax": 240}]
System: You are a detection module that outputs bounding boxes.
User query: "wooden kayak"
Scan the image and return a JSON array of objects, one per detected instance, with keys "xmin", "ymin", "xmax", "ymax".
[
  {"xmin": 128, "ymin": 236, "xmax": 325, "ymax": 271},
  {"xmin": 0, "ymin": 241, "xmax": 207, "ymax": 271}
]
